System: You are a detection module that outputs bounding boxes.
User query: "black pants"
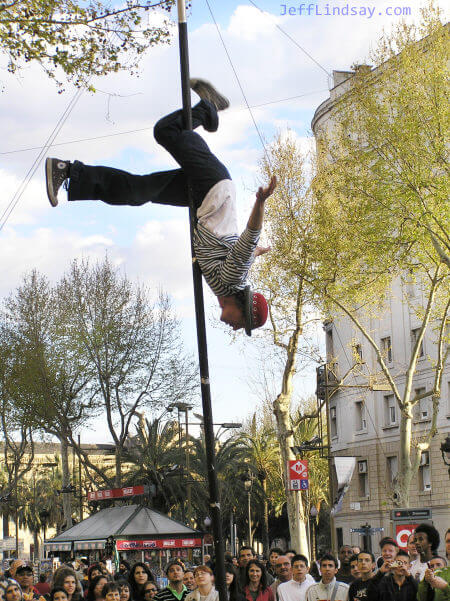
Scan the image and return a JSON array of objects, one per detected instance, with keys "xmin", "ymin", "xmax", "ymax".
[{"xmin": 68, "ymin": 100, "xmax": 231, "ymax": 210}]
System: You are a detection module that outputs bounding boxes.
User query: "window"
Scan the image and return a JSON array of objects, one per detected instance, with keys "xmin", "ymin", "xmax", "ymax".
[
  {"xmin": 358, "ymin": 460, "xmax": 369, "ymax": 497},
  {"xmin": 387, "ymin": 456, "xmax": 398, "ymax": 484},
  {"xmin": 330, "ymin": 406, "xmax": 337, "ymax": 438},
  {"xmin": 326, "ymin": 327, "xmax": 334, "ymax": 358},
  {"xmin": 413, "ymin": 387, "xmax": 430, "ymax": 421},
  {"xmin": 411, "ymin": 328, "xmax": 424, "ymax": 358},
  {"xmin": 381, "ymin": 336, "xmax": 393, "ymax": 363},
  {"xmin": 384, "ymin": 394, "xmax": 397, "ymax": 426},
  {"xmin": 355, "ymin": 401, "xmax": 367, "ymax": 431},
  {"xmin": 418, "ymin": 451, "xmax": 431, "ymax": 492}
]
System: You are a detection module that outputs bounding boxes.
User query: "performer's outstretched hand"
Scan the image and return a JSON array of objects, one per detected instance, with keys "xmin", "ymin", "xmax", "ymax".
[
  {"xmin": 256, "ymin": 175, "xmax": 277, "ymax": 204},
  {"xmin": 255, "ymin": 245, "xmax": 271, "ymax": 257}
]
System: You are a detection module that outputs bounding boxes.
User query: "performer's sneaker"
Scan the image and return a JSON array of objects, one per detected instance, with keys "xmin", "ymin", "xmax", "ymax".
[
  {"xmin": 45, "ymin": 158, "xmax": 70, "ymax": 207},
  {"xmin": 190, "ymin": 78, "xmax": 230, "ymax": 111}
]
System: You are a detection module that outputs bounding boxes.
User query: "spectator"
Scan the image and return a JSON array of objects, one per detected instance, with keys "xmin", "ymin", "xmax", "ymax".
[
  {"xmin": 129, "ymin": 564, "xmax": 155, "ymax": 601},
  {"xmin": 115, "ymin": 565, "xmax": 131, "ymax": 583},
  {"xmin": 225, "ymin": 565, "xmax": 244, "ymax": 601},
  {"xmin": 406, "ymin": 536, "xmax": 417, "ymax": 563},
  {"xmin": 445, "ymin": 529, "xmax": 450, "ymax": 563},
  {"xmin": 412, "ymin": 524, "xmax": 441, "ymax": 581},
  {"xmin": 5, "ymin": 582, "xmax": 24, "ymax": 601},
  {"xmin": 154, "ymin": 561, "xmax": 187, "ymax": 601},
  {"xmin": 52, "ymin": 568, "xmax": 83, "ymax": 601},
  {"xmin": 239, "ymin": 548, "xmax": 257, "ymax": 589},
  {"xmin": 270, "ymin": 557, "xmax": 292, "ymax": 600},
  {"xmin": 336, "ymin": 547, "xmax": 354, "ymax": 584},
  {"xmin": 143, "ymin": 583, "xmax": 158, "ymax": 601},
  {"xmin": 15, "ymin": 567, "xmax": 42, "ymax": 601},
  {"xmin": 285, "ymin": 554, "xmax": 296, "ymax": 565},
  {"xmin": 352, "ymin": 549, "xmax": 361, "ymax": 557},
  {"xmin": 349, "ymin": 551, "xmax": 376, "ymax": 601},
  {"xmin": 182, "ymin": 573, "xmax": 195, "ymax": 593},
  {"xmin": 102, "ymin": 583, "xmax": 121, "ymax": 601},
  {"xmin": 267, "ymin": 551, "xmax": 283, "ymax": 579},
  {"xmin": 277, "ymin": 554, "xmax": 315, "ymax": 601},
  {"xmin": 34, "ymin": 575, "xmax": 51, "ymax": 597},
  {"xmin": 116, "ymin": 581, "xmax": 132, "ymax": 601},
  {"xmin": 305, "ymin": 554, "xmax": 349, "ymax": 601},
  {"xmin": 243, "ymin": 560, "xmax": 274, "ymax": 601},
  {"xmin": 349, "ymin": 557, "xmax": 360, "ymax": 583},
  {"xmin": 376, "ymin": 540, "xmax": 399, "ymax": 570},
  {"xmin": 86, "ymin": 577, "xmax": 109, "ymax": 601},
  {"xmin": 49, "ymin": 588, "xmax": 69, "ymax": 601},
  {"xmin": 418, "ymin": 556, "xmax": 449, "ymax": 601},
  {"xmin": 374, "ymin": 550, "xmax": 417, "ymax": 601},
  {"xmin": 9, "ymin": 562, "xmax": 26, "ymax": 580},
  {"xmin": 185, "ymin": 566, "xmax": 217, "ymax": 601}
]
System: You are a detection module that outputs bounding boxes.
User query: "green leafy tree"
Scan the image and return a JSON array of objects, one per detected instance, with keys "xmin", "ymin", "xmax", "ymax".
[{"xmin": 0, "ymin": 0, "xmax": 177, "ymax": 88}]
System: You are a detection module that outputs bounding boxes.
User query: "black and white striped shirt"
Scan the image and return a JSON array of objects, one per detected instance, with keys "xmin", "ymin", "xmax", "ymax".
[{"xmin": 193, "ymin": 222, "xmax": 261, "ymax": 297}]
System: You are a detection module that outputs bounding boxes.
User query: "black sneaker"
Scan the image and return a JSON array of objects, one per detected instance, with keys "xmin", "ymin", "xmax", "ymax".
[
  {"xmin": 45, "ymin": 158, "xmax": 70, "ymax": 207},
  {"xmin": 190, "ymin": 78, "xmax": 230, "ymax": 111}
]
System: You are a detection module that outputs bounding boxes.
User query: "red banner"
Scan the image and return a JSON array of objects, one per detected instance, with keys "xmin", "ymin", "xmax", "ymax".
[
  {"xmin": 116, "ymin": 538, "xmax": 202, "ymax": 550},
  {"xmin": 395, "ymin": 524, "xmax": 418, "ymax": 549},
  {"xmin": 88, "ymin": 485, "xmax": 146, "ymax": 501}
]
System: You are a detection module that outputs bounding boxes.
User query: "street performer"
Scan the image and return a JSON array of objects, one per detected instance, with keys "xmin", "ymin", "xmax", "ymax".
[{"xmin": 45, "ymin": 79, "xmax": 275, "ymax": 336}]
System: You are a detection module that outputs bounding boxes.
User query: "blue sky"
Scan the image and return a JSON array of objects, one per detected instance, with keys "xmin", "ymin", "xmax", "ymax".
[{"xmin": 0, "ymin": 0, "xmax": 446, "ymax": 441}]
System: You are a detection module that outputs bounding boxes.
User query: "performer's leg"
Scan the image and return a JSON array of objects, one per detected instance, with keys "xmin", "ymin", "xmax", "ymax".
[
  {"xmin": 154, "ymin": 100, "xmax": 231, "ymax": 206},
  {"xmin": 68, "ymin": 162, "xmax": 188, "ymax": 207}
]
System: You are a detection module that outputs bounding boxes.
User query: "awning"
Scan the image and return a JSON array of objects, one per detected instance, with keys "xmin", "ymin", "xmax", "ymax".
[
  {"xmin": 44, "ymin": 542, "xmax": 72, "ymax": 552},
  {"xmin": 74, "ymin": 540, "xmax": 106, "ymax": 550}
]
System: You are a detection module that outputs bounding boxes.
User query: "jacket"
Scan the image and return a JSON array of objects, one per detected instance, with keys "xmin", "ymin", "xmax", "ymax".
[
  {"xmin": 305, "ymin": 579, "xmax": 349, "ymax": 601},
  {"xmin": 375, "ymin": 574, "xmax": 417, "ymax": 601}
]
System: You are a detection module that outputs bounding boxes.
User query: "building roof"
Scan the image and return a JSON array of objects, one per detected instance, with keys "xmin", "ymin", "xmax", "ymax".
[{"xmin": 48, "ymin": 504, "xmax": 200, "ymax": 542}]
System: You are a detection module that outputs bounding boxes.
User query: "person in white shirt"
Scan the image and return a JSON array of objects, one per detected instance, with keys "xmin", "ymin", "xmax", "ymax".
[
  {"xmin": 278, "ymin": 555, "xmax": 315, "ymax": 601},
  {"xmin": 305, "ymin": 554, "xmax": 349, "ymax": 601}
]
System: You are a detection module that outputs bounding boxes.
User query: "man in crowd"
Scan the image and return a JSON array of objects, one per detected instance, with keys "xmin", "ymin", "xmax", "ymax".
[
  {"xmin": 337, "ymin": 546, "xmax": 355, "ymax": 584},
  {"xmin": 286, "ymin": 552, "xmax": 297, "ymax": 563},
  {"xmin": 349, "ymin": 557, "xmax": 361, "ymax": 582},
  {"xmin": 412, "ymin": 524, "xmax": 441, "ymax": 581},
  {"xmin": 239, "ymin": 546, "xmax": 274, "ymax": 588},
  {"xmin": 376, "ymin": 539, "xmax": 399, "ymax": 570},
  {"xmin": 278, "ymin": 554, "xmax": 315, "ymax": 601},
  {"xmin": 348, "ymin": 551, "xmax": 376, "ymax": 601},
  {"xmin": 418, "ymin": 556, "xmax": 449, "ymax": 601},
  {"xmin": 446, "ymin": 528, "xmax": 450, "ymax": 563},
  {"xmin": 374, "ymin": 550, "xmax": 417, "ymax": 601},
  {"xmin": 352, "ymin": 548, "xmax": 362, "ymax": 557},
  {"xmin": 155, "ymin": 561, "xmax": 188, "ymax": 601},
  {"xmin": 185, "ymin": 566, "xmax": 217, "ymax": 601},
  {"xmin": 305, "ymin": 554, "xmax": 349, "ymax": 601},
  {"xmin": 270, "ymin": 556, "xmax": 292, "ymax": 600},
  {"xmin": 15, "ymin": 566, "xmax": 43, "ymax": 601},
  {"xmin": 183, "ymin": 570, "xmax": 196, "ymax": 592},
  {"xmin": 268, "ymin": 549, "xmax": 284, "ymax": 578}
]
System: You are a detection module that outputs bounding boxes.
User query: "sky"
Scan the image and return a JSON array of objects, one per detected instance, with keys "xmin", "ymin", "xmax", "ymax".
[{"xmin": 0, "ymin": 0, "xmax": 446, "ymax": 443}]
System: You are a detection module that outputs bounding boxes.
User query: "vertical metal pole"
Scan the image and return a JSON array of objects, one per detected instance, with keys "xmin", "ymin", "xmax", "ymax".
[
  {"xmin": 325, "ymin": 365, "xmax": 337, "ymax": 554},
  {"xmin": 176, "ymin": 3, "xmax": 227, "ymax": 601},
  {"xmin": 78, "ymin": 434, "xmax": 83, "ymax": 522},
  {"xmin": 247, "ymin": 491, "xmax": 252, "ymax": 547},
  {"xmin": 185, "ymin": 409, "xmax": 191, "ymax": 526}
]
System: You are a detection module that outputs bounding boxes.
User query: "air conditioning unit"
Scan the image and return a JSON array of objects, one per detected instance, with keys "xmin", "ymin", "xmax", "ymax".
[
  {"xmin": 420, "ymin": 452, "xmax": 429, "ymax": 466},
  {"xmin": 330, "ymin": 407, "xmax": 336, "ymax": 419},
  {"xmin": 358, "ymin": 460, "xmax": 368, "ymax": 473}
]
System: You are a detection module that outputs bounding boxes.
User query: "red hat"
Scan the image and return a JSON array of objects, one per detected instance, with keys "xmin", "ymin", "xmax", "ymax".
[{"xmin": 244, "ymin": 286, "xmax": 268, "ymax": 336}]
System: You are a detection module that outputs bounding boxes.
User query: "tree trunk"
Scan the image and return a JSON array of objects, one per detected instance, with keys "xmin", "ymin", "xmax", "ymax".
[
  {"xmin": 115, "ymin": 448, "xmax": 122, "ymax": 488},
  {"xmin": 33, "ymin": 530, "xmax": 39, "ymax": 559},
  {"xmin": 394, "ymin": 407, "xmax": 415, "ymax": 507},
  {"xmin": 59, "ymin": 437, "xmax": 73, "ymax": 529},
  {"xmin": 3, "ymin": 512, "xmax": 9, "ymax": 537},
  {"xmin": 261, "ymin": 477, "xmax": 270, "ymax": 556},
  {"xmin": 273, "ymin": 392, "xmax": 309, "ymax": 556}
]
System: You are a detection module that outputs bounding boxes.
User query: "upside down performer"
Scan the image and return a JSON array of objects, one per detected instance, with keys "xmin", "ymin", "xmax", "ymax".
[{"xmin": 45, "ymin": 79, "xmax": 276, "ymax": 335}]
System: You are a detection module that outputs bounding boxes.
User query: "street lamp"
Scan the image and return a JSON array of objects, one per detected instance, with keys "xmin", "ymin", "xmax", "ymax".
[
  {"xmin": 242, "ymin": 472, "xmax": 253, "ymax": 548},
  {"xmin": 440, "ymin": 434, "xmax": 450, "ymax": 477}
]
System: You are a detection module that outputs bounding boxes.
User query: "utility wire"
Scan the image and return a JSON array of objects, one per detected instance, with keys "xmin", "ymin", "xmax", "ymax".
[
  {"xmin": 247, "ymin": 0, "xmax": 332, "ymax": 78},
  {"xmin": 0, "ymin": 89, "xmax": 328, "ymax": 157},
  {"xmin": 205, "ymin": 0, "xmax": 272, "ymax": 168},
  {"xmin": 0, "ymin": 87, "xmax": 84, "ymax": 233}
]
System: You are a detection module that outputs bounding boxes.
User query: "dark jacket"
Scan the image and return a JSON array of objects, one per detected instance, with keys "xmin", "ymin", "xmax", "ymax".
[{"xmin": 374, "ymin": 574, "xmax": 417, "ymax": 601}]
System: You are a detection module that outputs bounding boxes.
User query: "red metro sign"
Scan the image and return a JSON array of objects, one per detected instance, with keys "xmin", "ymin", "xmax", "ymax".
[
  {"xmin": 87, "ymin": 485, "xmax": 146, "ymax": 501},
  {"xmin": 288, "ymin": 459, "xmax": 309, "ymax": 491},
  {"xmin": 116, "ymin": 538, "xmax": 202, "ymax": 550}
]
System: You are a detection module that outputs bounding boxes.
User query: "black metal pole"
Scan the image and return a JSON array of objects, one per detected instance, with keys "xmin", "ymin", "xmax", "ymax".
[{"xmin": 176, "ymin": 4, "xmax": 227, "ymax": 601}]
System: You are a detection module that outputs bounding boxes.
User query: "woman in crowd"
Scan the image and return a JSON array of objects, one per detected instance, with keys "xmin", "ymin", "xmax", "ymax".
[
  {"xmin": 142, "ymin": 583, "xmax": 158, "ymax": 601},
  {"xmin": 52, "ymin": 568, "xmax": 83, "ymax": 601},
  {"xmin": 128, "ymin": 564, "xmax": 154, "ymax": 601},
  {"xmin": 225, "ymin": 566, "xmax": 244, "ymax": 601},
  {"xmin": 49, "ymin": 588, "xmax": 69, "ymax": 601},
  {"xmin": 4, "ymin": 581, "xmax": 23, "ymax": 601},
  {"xmin": 243, "ymin": 560, "xmax": 274, "ymax": 601},
  {"xmin": 86, "ymin": 576, "xmax": 109, "ymax": 601}
]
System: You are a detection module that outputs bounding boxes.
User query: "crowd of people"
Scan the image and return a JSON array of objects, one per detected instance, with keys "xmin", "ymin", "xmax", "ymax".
[{"xmin": 0, "ymin": 524, "xmax": 448, "ymax": 601}]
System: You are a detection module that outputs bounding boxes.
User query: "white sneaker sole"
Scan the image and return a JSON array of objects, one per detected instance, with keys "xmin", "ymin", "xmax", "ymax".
[{"xmin": 46, "ymin": 158, "xmax": 58, "ymax": 207}]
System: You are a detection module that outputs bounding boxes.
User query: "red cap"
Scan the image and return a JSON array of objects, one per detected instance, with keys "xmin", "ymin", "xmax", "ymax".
[{"xmin": 244, "ymin": 287, "xmax": 268, "ymax": 336}]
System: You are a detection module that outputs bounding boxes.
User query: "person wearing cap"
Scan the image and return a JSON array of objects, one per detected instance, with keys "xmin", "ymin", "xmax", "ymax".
[
  {"xmin": 14, "ymin": 567, "xmax": 44, "ymax": 601},
  {"xmin": 45, "ymin": 79, "xmax": 275, "ymax": 337},
  {"xmin": 376, "ymin": 539, "xmax": 399, "ymax": 571},
  {"xmin": 185, "ymin": 566, "xmax": 218, "ymax": 601},
  {"xmin": 154, "ymin": 561, "xmax": 188, "ymax": 601}
]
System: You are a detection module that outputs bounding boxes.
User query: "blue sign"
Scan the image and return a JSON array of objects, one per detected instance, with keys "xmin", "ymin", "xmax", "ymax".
[{"xmin": 300, "ymin": 479, "xmax": 309, "ymax": 490}]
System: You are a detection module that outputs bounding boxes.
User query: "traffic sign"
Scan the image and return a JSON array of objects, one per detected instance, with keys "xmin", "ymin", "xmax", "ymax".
[
  {"xmin": 288, "ymin": 460, "xmax": 308, "ymax": 491},
  {"xmin": 350, "ymin": 527, "xmax": 384, "ymax": 535},
  {"xmin": 391, "ymin": 508, "xmax": 432, "ymax": 521}
]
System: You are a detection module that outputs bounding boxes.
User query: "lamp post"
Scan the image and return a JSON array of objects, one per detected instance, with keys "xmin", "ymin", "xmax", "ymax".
[
  {"xmin": 168, "ymin": 402, "xmax": 193, "ymax": 523},
  {"xmin": 440, "ymin": 434, "xmax": 450, "ymax": 477},
  {"xmin": 310, "ymin": 506, "xmax": 318, "ymax": 560},
  {"xmin": 243, "ymin": 473, "xmax": 253, "ymax": 547}
]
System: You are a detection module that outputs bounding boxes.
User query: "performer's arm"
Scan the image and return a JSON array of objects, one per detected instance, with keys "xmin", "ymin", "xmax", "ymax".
[{"xmin": 247, "ymin": 175, "xmax": 277, "ymax": 231}]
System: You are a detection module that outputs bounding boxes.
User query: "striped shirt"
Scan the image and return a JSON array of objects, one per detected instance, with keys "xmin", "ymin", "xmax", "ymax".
[
  {"xmin": 193, "ymin": 223, "xmax": 260, "ymax": 297},
  {"xmin": 155, "ymin": 587, "xmax": 188, "ymax": 601}
]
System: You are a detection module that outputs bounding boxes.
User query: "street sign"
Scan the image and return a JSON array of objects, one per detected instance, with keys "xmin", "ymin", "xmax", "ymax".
[
  {"xmin": 350, "ymin": 527, "xmax": 384, "ymax": 535},
  {"xmin": 88, "ymin": 485, "xmax": 147, "ymax": 501},
  {"xmin": 395, "ymin": 524, "xmax": 418, "ymax": 549},
  {"xmin": 288, "ymin": 460, "xmax": 309, "ymax": 491},
  {"xmin": 116, "ymin": 538, "xmax": 202, "ymax": 551},
  {"xmin": 391, "ymin": 508, "xmax": 432, "ymax": 521}
]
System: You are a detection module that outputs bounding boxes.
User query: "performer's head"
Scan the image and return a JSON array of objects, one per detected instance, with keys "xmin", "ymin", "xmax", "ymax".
[{"xmin": 218, "ymin": 287, "xmax": 268, "ymax": 335}]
